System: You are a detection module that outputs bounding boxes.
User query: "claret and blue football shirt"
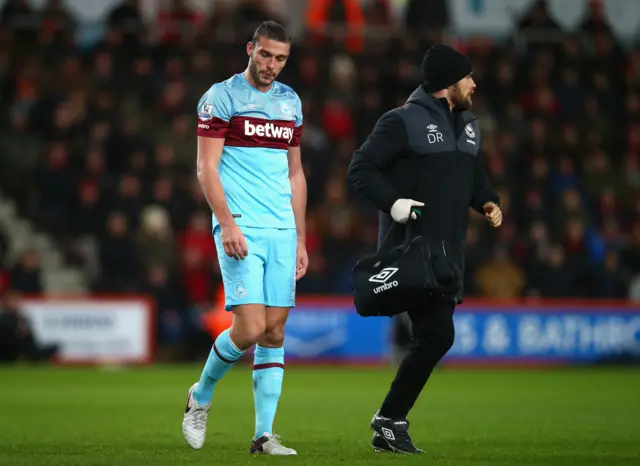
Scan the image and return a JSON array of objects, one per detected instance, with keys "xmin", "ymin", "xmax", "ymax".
[{"xmin": 196, "ymin": 73, "xmax": 303, "ymax": 230}]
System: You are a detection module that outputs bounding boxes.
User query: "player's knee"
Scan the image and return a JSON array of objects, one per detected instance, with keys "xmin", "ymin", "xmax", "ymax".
[
  {"xmin": 247, "ymin": 323, "xmax": 268, "ymax": 345},
  {"xmin": 259, "ymin": 325, "xmax": 285, "ymax": 348},
  {"xmin": 231, "ymin": 321, "xmax": 266, "ymax": 347}
]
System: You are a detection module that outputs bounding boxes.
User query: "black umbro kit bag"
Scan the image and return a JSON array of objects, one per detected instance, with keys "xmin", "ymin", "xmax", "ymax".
[{"xmin": 351, "ymin": 216, "xmax": 462, "ymax": 318}]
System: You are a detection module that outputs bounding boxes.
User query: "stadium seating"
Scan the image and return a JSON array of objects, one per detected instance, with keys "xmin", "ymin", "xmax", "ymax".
[{"xmin": 1, "ymin": 0, "xmax": 640, "ymax": 352}]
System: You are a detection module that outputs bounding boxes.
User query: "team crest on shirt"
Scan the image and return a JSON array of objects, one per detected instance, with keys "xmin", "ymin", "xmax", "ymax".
[
  {"xmin": 199, "ymin": 103, "xmax": 214, "ymax": 121},
  {"xmin": 234, "ymin": 281, "xmax": 247, "ymax": 297},
  {"xmin": 279, "ymin": 102, "xmax": 293, "ymax": 116},
  {"xmin": 465, "ymin": 123, "xmax": 476, "ymax": 139}
]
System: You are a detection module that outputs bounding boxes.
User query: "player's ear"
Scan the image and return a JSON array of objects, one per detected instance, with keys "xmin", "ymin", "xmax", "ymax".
[{"xmin": 246, "ymin": 41, "xmax": 253, "ymax": 57}]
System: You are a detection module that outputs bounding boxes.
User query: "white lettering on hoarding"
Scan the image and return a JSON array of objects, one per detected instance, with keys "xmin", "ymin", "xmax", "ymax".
[
  {"xmin": 483, "ymin": 315, "xmax": 510, "ymax": 354},
  {"xmin": 518, "ymin": 315, "xmax": 640, "ymax": 355},
  {"xmin": 451, "ymin": 315, "xmax": 477, "ymax": 354},
  {"xmin": 20, "ymin": 299, "xmax": 151, "ymax": 364}
]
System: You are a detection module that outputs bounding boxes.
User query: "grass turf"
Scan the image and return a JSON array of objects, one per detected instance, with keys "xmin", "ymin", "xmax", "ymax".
[{"xmin": 0, "ymin": 365, "xmax": 639, "ymax": 465}]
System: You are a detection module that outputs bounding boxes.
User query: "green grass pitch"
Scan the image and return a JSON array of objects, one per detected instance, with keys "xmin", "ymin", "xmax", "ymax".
[{"xmin": 0, "ymin": 364, "xmax": 639, "ymax": 465}]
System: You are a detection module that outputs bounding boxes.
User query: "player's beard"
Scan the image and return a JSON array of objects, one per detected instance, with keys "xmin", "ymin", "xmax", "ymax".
[
  {"xmin": 249, "ymin": 59, "xmax": 273, "ymax": 87},
  {"xmin": 450, "ymin": 83, "xmax": 473, "ymax": 111}
]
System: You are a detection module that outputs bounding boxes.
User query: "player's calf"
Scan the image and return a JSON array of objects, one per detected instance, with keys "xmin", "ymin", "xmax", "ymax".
[{"xmin": 252, "ymin": 311, "xmax": 288, "ymax": 444}]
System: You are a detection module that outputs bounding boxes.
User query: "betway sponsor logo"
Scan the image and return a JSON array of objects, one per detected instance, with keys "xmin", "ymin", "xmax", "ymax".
[
  {"xmin": 373, "ymin": 281, "xmax": 398, "ymax": 294},
  {"xmin": 244, "ymin": 120, "xmax": 293, "ymax": 142}
]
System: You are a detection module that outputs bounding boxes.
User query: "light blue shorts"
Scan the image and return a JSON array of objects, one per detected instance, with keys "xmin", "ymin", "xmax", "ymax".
[{"xmin": 213, "ymin": 226, "xmax": 297, "ymax": 311}]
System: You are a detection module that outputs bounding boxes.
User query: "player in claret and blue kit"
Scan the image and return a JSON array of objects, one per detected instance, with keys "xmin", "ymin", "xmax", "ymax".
[{"xmin": 181, "ymin": 21, "xmax": 308, "ymax": 456}]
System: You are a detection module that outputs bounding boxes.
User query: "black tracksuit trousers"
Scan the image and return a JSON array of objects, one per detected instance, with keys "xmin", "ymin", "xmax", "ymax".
[{"xmin": 378, "ymin": 296, "xmax": 455, "ymax": 419}]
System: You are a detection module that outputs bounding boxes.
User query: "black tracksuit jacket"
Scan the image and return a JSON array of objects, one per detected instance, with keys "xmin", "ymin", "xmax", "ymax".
[{"xmin": 348, "ymin": 85, "xmax": 499, "ymax": 302}]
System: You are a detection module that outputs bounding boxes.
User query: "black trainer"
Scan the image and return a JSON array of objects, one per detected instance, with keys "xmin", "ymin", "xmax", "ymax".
[
  {"xmin": 370, "ymin": 413, "xmax": 424, "ymax": 454},
  {"xmin": 371, "ymin": 432, "xmax": 394, "ymax": 452}
]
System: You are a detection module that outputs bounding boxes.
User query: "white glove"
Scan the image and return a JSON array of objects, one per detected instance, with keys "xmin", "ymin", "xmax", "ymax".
[{"xmin": 390, "ymin": 199, "xmax": 425, "ymax": 224}]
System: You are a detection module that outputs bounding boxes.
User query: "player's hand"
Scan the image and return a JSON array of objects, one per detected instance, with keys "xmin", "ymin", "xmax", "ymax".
[
  {"xmin": 221, "ymin": 223, "xmax": 248, "ymax": 260},
  {"xmin": 483, "ymin": 202, "xmax": 502, "ymax": 228},
  {"xmin": 390, "ymin": 199, "xmax": 425, "ymax": 224},
  {"xmin": 295, "ymin": 239, "xmax": 308, "ymax": 281}
]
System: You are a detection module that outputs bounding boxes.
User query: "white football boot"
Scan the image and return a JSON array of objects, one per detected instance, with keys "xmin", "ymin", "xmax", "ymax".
[
  {"xmin": 182, "ymin": 383, "xmax": 210, "ymax": 449},
  {"xmin": 250, "ymin": 433, "xmax": 297, "ymax": 455}
]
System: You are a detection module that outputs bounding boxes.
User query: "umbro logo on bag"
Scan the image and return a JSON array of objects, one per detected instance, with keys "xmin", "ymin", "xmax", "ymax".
[
  {"xmin": 369, "ymin": 267, "xmax": 398, "ymax": 283},
  {"xmin": 369, "ymin": 267, "xmax": 399, "ymax": 294}
]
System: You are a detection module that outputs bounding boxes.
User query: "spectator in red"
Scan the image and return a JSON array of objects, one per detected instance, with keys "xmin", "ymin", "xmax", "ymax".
[
  {"xmin": 156, "ymin": 0, "xmax": 206, "ymax": 44},
  {"xmin": 321, "ymin": 98, "xmax": 354, "ymax": 141},
  {"xmin": 39, "ymin": 0, "xmax": 76, "ymax": 41},
  {"xmin": 180, "ymin": 248, "xmax": 212, "ymax": 305},
  {"xmin": 179, "ymin": 211, "xmax": 215, "ymax": 264},
  {"xmin": 178, "ymin": 211, "xmax": 217, "ymax": 305}
]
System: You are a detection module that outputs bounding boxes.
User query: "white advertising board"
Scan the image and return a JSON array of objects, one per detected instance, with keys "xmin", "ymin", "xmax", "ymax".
[{"xmin": 19, "ymin": 298, "xmax": 154, "ymax": 365}]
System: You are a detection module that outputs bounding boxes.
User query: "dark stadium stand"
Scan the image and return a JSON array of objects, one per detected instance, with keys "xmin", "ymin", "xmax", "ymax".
[{"xmin": 1, "ymin": 0, "xmax": 640, "ymax": 351}]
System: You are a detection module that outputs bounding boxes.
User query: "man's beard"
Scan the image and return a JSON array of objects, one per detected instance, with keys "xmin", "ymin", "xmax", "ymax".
[
  {"xmin": 450, "ymin": 85, "xmax": 472, "ymax": 110},
  {"xmin": 249, "ymin": 60, "xmax": 262, "ymax": 85},
  {"xmin": 249, "ymin": 59, "xmax": 273, "ymax": 86}
]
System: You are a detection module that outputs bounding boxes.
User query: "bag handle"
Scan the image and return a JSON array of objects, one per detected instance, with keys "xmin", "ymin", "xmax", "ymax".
[{"xmin": 379, "ymin": 207, "xmax": 422, "ymax": 251}]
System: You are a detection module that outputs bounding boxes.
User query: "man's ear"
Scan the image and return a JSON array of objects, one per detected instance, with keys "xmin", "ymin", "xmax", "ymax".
[{"xmin": 246, "ymin": 41, "xmax": 253, "ymax": 57}]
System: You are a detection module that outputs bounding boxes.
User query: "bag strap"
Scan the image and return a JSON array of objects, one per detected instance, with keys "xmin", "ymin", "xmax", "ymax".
[{"xmin": 379, "ymin": 207, "xmax": 422, "ymax": 251}]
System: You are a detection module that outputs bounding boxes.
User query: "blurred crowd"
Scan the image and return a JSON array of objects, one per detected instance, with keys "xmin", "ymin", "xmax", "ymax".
[{"xmin": 1, "ymin": 0, "xmax": 640, "ymax": 348}]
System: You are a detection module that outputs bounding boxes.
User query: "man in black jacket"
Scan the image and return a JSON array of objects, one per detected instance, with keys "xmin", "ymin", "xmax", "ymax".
[{"xmin": 348, "ymin": 44, "xmax": 502, "ymax": 454}]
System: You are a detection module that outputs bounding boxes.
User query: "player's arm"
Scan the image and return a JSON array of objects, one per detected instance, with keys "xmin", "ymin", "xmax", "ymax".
[
  {"xmin": 287, "ymin": 145, "xmax": 307, "ymax": 242},
  {"xmin": 196, "ymin": 85, "xmax": 248, "ymax": 259},
  {"xmin": 289, "ymin": 95, "xmax": 307, "ymax": 243},
  {"xmin": 196, "ymin": 137, "xmax": 234, "ymax": 228},
  {"xmin": 289, "ymin": 96, "xmax": 308, "ymax": 280},
  {"xmin": 347, "ymin": 110, "xmax": 409, "ymax": 213},
  {"xmin": 196, "ymin": 137, "xmax": 247, "ymax": 260}
]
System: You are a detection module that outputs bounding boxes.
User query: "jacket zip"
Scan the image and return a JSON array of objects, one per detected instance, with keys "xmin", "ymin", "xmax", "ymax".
[{"xmin": 421, "ymin": 243, "xmax": 435, "ymax": 295}]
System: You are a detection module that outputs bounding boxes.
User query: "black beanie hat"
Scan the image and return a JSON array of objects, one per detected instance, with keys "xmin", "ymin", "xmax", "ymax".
[{"xmin": 422, "ymin": 44, "xmax": 472, "ymax": 93}]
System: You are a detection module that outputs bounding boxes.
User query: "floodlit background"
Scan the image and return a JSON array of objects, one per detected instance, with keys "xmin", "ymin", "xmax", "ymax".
[{"xmin": 0, "ymin": 1, "xmax": 639, "ymax": 465}]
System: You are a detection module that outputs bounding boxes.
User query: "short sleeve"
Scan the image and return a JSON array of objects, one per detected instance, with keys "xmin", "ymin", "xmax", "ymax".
[
  {"xmin": 197, "ymin": 84, "xmax": 233, "ymax": 138},
  {"xmin": 289, "ymin": 94, "xmax": 303, "ymax": 147}
]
